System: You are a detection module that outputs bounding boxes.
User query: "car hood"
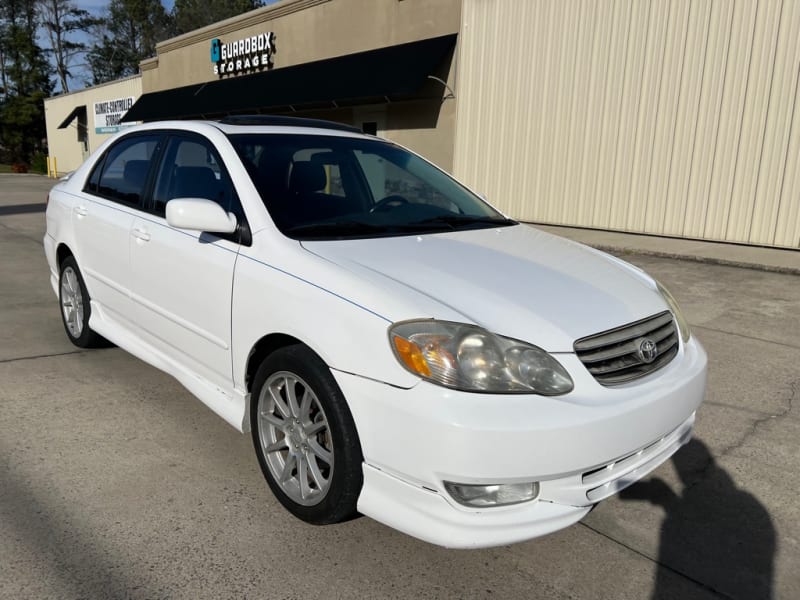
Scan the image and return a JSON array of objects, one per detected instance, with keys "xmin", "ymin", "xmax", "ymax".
[{"xmin": 301, "ymin": 224, "xmax": 668, "ymax": 352}]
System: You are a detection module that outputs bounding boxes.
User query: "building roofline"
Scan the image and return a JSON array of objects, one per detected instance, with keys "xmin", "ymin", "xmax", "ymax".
[{"xmin": 45, "ymin": 73, "xmax": 142, "ymax": 103}]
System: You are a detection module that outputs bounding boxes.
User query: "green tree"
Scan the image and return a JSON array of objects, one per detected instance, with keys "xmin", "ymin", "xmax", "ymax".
[
  {"xmin": 39, "ymin": 0, "xmax": 101, "ymax": 93},
  {"xmin": 87, "ymin": 0, "xmax": 171, "ymax": 85},
  {"xmin": 171, "ymin": 0, "xmax": 263, "ymax": 36},
  {"xmin": 0, "ymin": 0, "xmax": 53, "ymax": 163}
]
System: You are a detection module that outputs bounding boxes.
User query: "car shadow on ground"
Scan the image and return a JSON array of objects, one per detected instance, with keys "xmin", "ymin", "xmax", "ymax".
[
  {"xmin": 620, "ymin": 438, "xmax": 775, "ymax": 599},
  {"xmin": 0, "ymin": 448, "xmax": 148, "ymax": 599},
  {"xmin": 0, "ymin": 202, "xmax": 47, "ymax": 216}
]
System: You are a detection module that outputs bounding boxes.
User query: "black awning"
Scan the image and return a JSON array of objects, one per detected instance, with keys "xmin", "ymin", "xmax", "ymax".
[
  {"xmin": 122, "ymin": 33, "xmax": 456, "ymax": 122},
  {"xmin": 58, "ymin": 105, "xmax": 87, "ymax": 129}
]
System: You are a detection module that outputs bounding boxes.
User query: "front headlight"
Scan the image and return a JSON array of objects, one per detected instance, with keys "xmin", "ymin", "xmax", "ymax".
[
  {"xmin": 389, "ymin": 320, "xmax": 573, "ymax": 395},
  {"xmin": 655, "ymin": 280, "xmax": 691, "ymax": 342}
]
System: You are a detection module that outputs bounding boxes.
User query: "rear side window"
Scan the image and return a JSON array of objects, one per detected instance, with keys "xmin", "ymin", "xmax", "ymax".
[{"xmin": 87, "ymin": 135, "xmax": 161, "ymax": 207}]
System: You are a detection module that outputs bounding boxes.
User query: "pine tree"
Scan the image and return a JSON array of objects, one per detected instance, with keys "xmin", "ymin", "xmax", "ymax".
[
  {"xmin": 87, "ymin": 0, "xmax": 171, "ymax": 85},
  {"xmin": 171, "ymin": 0, "xmax": 263, "ymax": 36},
  {"xmin": 0, "ymin": 0, "xmax": 53, "ymax": 164}
]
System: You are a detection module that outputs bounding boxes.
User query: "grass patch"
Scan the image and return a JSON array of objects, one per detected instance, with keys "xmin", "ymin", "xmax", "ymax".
[{"xmin": 0, "ymin": 163, "xmax": 47, "ymax": 174}]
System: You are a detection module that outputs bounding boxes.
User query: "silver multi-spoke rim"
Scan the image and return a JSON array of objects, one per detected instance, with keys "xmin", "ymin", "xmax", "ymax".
[
  {"xmin": 257, "ymin": 371, "xmax": 334, "ymax": 506},
  {"xmin": 60, "ymin": 266, "xmax": 84, "ymax": 338}
]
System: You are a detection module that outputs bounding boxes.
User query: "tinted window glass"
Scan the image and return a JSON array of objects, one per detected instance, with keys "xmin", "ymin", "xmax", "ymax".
[
  {"xmin": 85, "ymin": 155, "xmax": 104, "ymax": 194},
  {"xmin": 354, "ymin": 151, "xmax": 458, "ymax": 212},
  {"xmin": 94, "ymin": 135, "xmax": 160, "ymax": 207},
  {"xmin": 153, "ymin": 137, "xmax": 238, "ymax": 218},
  {"xmin": 291, "ymin": 149, "xmax": 345, "ymax": 197},
  {"xmin": 228, "ymin": 133, "xmax": 514, "ymax": 240}
]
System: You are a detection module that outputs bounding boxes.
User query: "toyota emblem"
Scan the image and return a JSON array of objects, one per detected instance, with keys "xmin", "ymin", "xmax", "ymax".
[{"xmin": 637, "ymin": 338, "xmax": 658, "ymax": 364}]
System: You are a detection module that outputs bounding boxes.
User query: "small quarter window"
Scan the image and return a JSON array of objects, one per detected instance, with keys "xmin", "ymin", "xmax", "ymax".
[{"xmin": 85, "ymin": 155, "xmax": 104, "ymax": 194}]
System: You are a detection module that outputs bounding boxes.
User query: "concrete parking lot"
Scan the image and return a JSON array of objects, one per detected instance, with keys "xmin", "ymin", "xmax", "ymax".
[{"xmin": 1, "ymin": 173, "xmax": 798, "ymax": 599}]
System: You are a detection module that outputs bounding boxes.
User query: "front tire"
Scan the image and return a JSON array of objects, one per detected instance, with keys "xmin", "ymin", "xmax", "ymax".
[
  {"xmin": 58, "ymin": 256, "xmax": 107, "ymax": 348},
  {"xmin": 250, "ymin": 344, "xmax": 363, "ymax": 524}
]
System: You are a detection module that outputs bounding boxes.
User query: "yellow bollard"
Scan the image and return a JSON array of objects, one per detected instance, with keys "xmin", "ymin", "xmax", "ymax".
[{"xmin": 47, "ymin": 156, "xmax": 58, "ymax": 178}]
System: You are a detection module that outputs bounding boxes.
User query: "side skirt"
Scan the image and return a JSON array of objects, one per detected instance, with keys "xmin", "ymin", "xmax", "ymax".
[{"xmin": 88, "ymin": 300, "xmax": 250, "ymax": 432}]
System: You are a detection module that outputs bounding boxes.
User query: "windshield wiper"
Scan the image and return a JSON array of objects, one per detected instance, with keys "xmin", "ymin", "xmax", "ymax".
[
  {"xmin": 287, "ymin": 215, "xmax": 517, "ymax": 238},
  {"xmin": 286, "ymin": 220, "xmax": 394, "ymax": 237},
  {"xmin": 415, "ymin": 214, "xmax": 517, "ymax": 228}
]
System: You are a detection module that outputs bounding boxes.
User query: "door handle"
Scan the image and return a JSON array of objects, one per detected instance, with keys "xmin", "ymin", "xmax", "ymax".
[
  {"xmin": 131, "ymin": 227, "xmax": 151, "ymax": 242},
  {"xmin": 73, "ymin": 206, "xmax": 88, "ymax": 217}
]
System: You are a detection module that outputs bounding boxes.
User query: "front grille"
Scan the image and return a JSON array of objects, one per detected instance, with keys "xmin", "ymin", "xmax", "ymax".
[{"xmin": 574, "ymin": 311, "xmax": 679, "ymax": 385}]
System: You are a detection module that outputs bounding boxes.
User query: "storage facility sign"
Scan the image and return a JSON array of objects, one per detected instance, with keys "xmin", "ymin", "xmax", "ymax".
[
  {"xmin": 210, "ymin": 31, "xmax": 276, "ymax": 76},
  {"xmin": 94, "ymin": 97, "xmax": 136, "ymax": 133}
]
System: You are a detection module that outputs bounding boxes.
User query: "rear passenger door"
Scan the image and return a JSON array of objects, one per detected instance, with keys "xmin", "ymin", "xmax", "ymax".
[
  {"xmin": 75, "ymin": 133, "xmax": 162, "ymax": 327},
  {"xmin": 129, "ymin": 133, "xmax": 243, "ymax": 391}
]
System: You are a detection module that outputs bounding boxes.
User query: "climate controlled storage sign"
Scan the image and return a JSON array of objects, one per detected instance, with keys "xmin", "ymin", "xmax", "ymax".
[
  {"xmin": 211, "ymin": 32, "xmax": 276, "ymax": 76},
  {"xmin": 94, "ymin": 97, "xmax": 136, "ymax": 134}
]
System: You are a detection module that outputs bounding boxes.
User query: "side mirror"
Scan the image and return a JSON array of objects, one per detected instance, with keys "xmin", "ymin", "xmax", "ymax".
[{"xmin": 166, "ymin": 198, "xmax": 237, "ymax": 234}]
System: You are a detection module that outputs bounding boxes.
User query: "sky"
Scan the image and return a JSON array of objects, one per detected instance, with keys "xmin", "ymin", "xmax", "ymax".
[
  {"xmin": 74, "ymin": 0, "xmax": 175, "ymax": 13},
  {"xmin": 52, "ymin": 1, "xmax": 176, "ymax": 92}
]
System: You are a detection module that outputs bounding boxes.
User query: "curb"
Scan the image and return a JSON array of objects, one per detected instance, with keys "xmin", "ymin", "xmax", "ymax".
[{"xmin": 592, "ymin": 244, "xmax": 800, "ymax": 276}]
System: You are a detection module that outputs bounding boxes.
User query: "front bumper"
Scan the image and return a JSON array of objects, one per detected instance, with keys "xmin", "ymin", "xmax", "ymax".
[
  {"xmin": 335, "ymin": 336, "xmax": 707, "ymax": 548},
  {"xmin": 43, "ymin": 233, "xmax": 58, "ymax": 296},
  {"xmin": 359, "ymin": 464, "xmax": 592, "ymax": 548}
]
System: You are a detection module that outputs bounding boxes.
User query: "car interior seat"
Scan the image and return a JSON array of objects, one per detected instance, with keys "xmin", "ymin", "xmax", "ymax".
[
  {"xmin": 171, "ymin": 166, "xmax": 219, "ymax": 202},
  {"xmin": 120, "ymin": 159, "xmax": 150, "ymax": 202}
]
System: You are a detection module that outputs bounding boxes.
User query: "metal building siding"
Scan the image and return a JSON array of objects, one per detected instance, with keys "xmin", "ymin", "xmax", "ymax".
[{"xmin": 453, "ymin": 0, "xmax": 800, "ymax": 248}]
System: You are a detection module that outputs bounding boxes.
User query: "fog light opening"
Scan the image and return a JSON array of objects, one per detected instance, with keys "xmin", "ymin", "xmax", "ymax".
[{"xmin": 444, "ymin": 481, "xmax": 540, "ymax": 507}]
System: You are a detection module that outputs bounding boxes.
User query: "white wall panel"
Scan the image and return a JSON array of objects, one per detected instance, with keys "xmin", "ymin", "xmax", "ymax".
[{"xmin": 454, "ymin": 0, "xmax": 800, "ymax": 248}]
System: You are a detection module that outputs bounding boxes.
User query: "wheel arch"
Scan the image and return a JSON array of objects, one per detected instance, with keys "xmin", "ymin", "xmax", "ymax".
[
  {"xmin": 56, "ymin": 243, "xmax": 74, "ymax": 269},
  {"xmin": 244, "ymin": 333, "xmax": 324, "ymax": 393}
]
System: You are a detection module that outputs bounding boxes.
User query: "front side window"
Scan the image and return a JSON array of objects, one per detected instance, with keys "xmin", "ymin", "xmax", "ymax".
[
  {"xmin": 228, "ymin": 133, "xmax": 515, "ymax": 240},
  {"xmin": 88, "ymin": 135, "xmax": 161, "ymax": 207},
  {"xmin": 152, "ymin": 136, "xmax": 238, "ymax": 218}
]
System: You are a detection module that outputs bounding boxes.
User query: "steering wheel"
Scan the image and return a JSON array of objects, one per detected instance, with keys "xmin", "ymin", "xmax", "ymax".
[{"xmin": 370, "ymin": 195, "xmax": 409, "ymax": 213}]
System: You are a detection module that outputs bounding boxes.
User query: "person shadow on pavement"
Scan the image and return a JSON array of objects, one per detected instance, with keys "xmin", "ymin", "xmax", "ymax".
[{"xmin": 619, "ymin": 438, "xmax": 775, "ymax": 599}]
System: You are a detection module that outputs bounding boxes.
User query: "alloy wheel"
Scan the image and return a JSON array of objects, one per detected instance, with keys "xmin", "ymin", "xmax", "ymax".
[
  {"xmin": 257, "ymin": 371, "xmax": 334, "ymax": 506},
  {"xmin": 60, "ymin": 266, "xmax": 84, "ymax": 338}
]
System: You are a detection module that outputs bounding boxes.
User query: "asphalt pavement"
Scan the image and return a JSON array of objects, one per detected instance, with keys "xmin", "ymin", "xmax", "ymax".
[{"xmin": 1, "ymin": 174, "xmax": 798, "ymax": 599}]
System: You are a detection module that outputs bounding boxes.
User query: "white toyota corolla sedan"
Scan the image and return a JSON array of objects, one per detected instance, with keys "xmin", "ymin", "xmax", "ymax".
[{"xmin": 44, "ymin": 116, "xmax": 706, "ymax": 548}]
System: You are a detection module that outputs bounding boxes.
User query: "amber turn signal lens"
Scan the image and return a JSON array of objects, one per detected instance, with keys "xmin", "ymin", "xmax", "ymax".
[{"xmin": 392, "ymin": 335, "xmax": 431, "ymax": 377}]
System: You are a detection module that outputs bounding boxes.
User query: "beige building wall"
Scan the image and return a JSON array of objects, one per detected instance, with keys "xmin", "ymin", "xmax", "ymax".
[
  {"xmin": 140, "ymin": 0, "xmax": 461, "ymax": 171},
  {"xmin": 279, "ymin": 97, "xmax": 459, "ymax": 172},
  {"xmin": 142, "ymin": 0, "xmax": 460, "ymax": 91},
  {"xmin": 453, "ymin": 0, "xmax": 800, "ymax": 249},
  {"xmin": 44, "ymin": 75, "xmax": 142, "ymax": 174}
]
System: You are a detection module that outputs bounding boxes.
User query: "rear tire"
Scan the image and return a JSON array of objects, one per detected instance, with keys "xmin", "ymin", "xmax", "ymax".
[
  {"xmin": 250, "ymin": 344, "xmax": 363, "ymax": 524},
  {"xmin": 58, "ymin": 256, "xmax": 108, "ymax": 348}
]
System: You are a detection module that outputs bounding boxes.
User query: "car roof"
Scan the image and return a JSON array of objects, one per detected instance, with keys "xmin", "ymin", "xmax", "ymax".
[
  {"xmin": 218, "ymin": 115, "xmax": 362, "ymax": 133},
  {"xmin": 119, "ymin": 116, "xmax": 372, "ymax": 140}
]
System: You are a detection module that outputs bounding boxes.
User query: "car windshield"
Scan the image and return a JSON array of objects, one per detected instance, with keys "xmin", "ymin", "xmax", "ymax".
[{"xmin": 227, "ymin": 133, "xmax": 516, "ymax": 240}]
